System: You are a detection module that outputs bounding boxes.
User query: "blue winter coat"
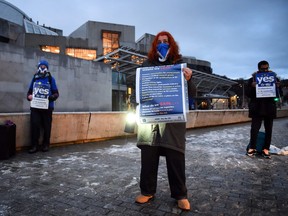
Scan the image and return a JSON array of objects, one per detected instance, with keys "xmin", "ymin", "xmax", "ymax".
[{"xmin": 27, "ymin": 72, "xmax": 59, "ymax": 110}]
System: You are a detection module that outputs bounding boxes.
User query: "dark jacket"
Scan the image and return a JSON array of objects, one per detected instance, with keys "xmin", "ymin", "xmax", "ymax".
[
  {"xmin": 27, "ymin": 72, "xmax": 59, "ymax": 111},
  {"xmin": 246, "ymin": 72, "xmax": 280, "ymax": 118},
  {"xmin": 136, "ymin": 58, "xmax": 194, "ymax": 154}
]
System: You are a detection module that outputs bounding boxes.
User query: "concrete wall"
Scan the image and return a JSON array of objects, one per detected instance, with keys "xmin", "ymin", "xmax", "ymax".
[
  {"xmin": 23, "ymin": 34, "xmax": 93, "ymax": 55},
  {"xmin": 136, "ymin": 33, "xmax": 154, "ymax": 54},
  {"xmin": 0, "ymin": 18, "xmax": 23, "ymax": 41},
  {"xmin": 0, "ymin": 42, "xmax": 112, "ymax": 113},
  {"xmin": 1, "ymin": 109, "xmax": 288, "ymax": 150},
  {"xmin": 70, "ymin": 21, "xmax": 136, "ymax": 55}
]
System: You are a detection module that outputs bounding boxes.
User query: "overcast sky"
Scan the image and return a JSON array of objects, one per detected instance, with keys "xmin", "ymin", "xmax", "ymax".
[{"xmin": 7, "ymin": 0, "xmax": 288, "ymax": 79}]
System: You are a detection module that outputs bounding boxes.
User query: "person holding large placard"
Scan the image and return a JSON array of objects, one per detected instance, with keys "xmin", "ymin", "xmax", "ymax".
[
  {"xmin": 134, "ymin": 31, "xmax": 193, "ymax": 211},
  {"xmin": 27, "ymin": 60, "xmax": 59, "ymax": 153},
  {"xmin": 246, "ymin": 60, "xmax": 282, "ymax": 159}
]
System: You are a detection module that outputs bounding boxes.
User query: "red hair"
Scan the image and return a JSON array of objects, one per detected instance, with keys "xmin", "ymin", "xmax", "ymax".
[{"xmin": 147, "ymin": 31, "xmax": 182, "ymax": 64}]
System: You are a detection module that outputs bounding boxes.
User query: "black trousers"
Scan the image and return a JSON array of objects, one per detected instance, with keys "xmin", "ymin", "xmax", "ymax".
[
  {"xmin": 250, "ymin": 116, "xmax": 274, "ymax": 150},
  {"xmin": 30, "ymin": 109, "xmax": 53, "ymax": 148},
  {"xmin": 139, "ymin": 146, "xmax": 187, "ymax": 200}
]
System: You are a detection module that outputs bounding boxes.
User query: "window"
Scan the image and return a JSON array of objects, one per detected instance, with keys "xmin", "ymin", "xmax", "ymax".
[
  {"xmin": 102, "ymin": 32, "xmax": 120, "ymax": 55},
  {"xmin": 24, "ymin": 20, "xmax": 58, "ymax": 35},
  {"xmin": 40, "ymin": 45, "xmax": 60, "ymax": 54},
  {"xmin": 65, "ymin": 48, "xmax": 97, "ymax": 60},
  {"xmin": 112, "ymin": 71, "xmax": 126, "ymax": 85}
]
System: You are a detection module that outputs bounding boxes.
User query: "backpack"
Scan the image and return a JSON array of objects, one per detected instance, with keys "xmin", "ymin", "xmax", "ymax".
[
  {"xmin": 33, "ymin": 72, "xmax": 52, "ymax": 85},
  {"xmin": 246, "ymin": 131, "xmax": 265, "ymax": 154}
]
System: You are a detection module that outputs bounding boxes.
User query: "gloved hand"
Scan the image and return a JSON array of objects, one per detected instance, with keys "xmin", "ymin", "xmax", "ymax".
[{"xmin": 48, "ymin": 95, "xmax": 56, "ymax": 101}]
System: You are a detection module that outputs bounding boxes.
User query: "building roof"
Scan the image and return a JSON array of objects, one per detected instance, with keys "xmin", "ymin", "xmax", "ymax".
[
  {"xmin": 0, "ymin": 0, "xmax": 58, "ymax": 36},
  {"xmin": 23, "ymin": 19, "xmax": 58, "ymax": 36},
  {"xmin": 0, "ymin": 0, "xmax": 30, "ymax": 26}
]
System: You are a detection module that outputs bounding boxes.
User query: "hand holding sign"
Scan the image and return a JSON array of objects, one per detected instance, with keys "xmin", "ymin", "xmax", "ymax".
[
  {"xmin": 27, "ymin": 94, "xmax": 33, "ymax": 101},
  {"xmin": 182, "ymin": 67, "xmax": 192, "ymax": 80}
]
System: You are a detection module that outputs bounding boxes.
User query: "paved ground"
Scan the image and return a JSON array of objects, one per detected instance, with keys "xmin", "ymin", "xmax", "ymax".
[{"xmin": 0, "ymin": 118, "xmax": 288, "ymax": 216}]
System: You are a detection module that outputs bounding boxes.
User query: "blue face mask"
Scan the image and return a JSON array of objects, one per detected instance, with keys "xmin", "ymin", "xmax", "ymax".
[{"xmin": 157, "ymin": 43, "xmax": 170, "ymax": 59}]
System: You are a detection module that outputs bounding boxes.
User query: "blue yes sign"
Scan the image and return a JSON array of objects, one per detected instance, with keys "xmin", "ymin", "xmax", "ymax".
[
  {"xmin": 255, "ymin": 72, "xmax": 276, "ymax": 98},
  {"xmin": 30, "ymin": 82, "xmax": 50, "ymax": 109}
]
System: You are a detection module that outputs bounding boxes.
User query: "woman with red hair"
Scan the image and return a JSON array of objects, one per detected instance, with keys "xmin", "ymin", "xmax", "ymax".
[{"xmin": 135, "ymin": 31, "xmax": 193, "ymax": 211}]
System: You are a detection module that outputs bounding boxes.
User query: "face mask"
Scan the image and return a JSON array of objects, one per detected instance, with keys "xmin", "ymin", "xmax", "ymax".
[
  {"xmin": 157, "ymin": 43, "xmax": 170, "ymax": 59},
  {"xmin": 258, "ymin": 67, "xmax": 269, "ymax": 73},
  {"xmin": 38, "ymin": 66, "xmax": 48, "ymax": 74}
]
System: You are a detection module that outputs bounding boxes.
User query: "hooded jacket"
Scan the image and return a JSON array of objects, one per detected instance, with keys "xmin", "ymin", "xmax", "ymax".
[{"xmin": 136, "ymin": 58, "xmax": 194, "ymax": 154}]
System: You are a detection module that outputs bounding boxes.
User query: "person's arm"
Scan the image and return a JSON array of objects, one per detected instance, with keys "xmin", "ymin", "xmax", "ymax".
[
  {"xmin": 49, "ymin": 77, "xmax": 59, "ymax": 101},
  {"xmin": 27, "ymin": 79, "xmax": 34, "ymax": 101},
  {"xmin": 182, "ymin": 67, "xmax": 194, "ymax": 98},
  {"xmin": 246, "ymin": 76, "xmax": 256, "ymax": 98},
  {"xmin": 276, "ymin": 77, "xmax": 282, "ymax": 99}
]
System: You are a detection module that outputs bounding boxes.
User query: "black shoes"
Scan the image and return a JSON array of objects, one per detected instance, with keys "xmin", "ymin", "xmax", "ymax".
[
  {"xmin": 262, "ymin": 150, "xmax": 271, "ymax": 159},
  {"xmin": 28, "ymin": 145, "xmax": 49, "ymax": 153},
  {"xmin": 246, "ymin": 149, "xmax": 256, "ymax": 157},
  {"xmin": 246, "ymin": 149, "xmax": 271, "ymax": 159},
  {"xmin": 42, "ymin": 146, "xmax": 49, "ymax": 152},
  {"xmin": 28, "ymin": 146, "xmax": 38, "ymax": 154}
]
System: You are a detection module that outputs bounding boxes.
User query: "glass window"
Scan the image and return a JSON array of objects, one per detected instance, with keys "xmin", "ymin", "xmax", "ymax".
[
  {"xmin": 24, "ymin": 19, "xmax": 58, "ymax": 35},
  {"xmin": 112, "ymin": 71, "xmax": 126, "ymax": 85},
  {"xmin": 25, "ymin": 22, "xmax": 34, "ymax": 33},
  {"xmin": 40, "ymin": 45, "xmax": 60, "ymax": 54},
  {"xmin": 65, "ymin": 48, "xmax": 97, "ymax": 60},
  {"xmin": 102, "ymin": 32, "xmax": 120, "ymax": 55}
]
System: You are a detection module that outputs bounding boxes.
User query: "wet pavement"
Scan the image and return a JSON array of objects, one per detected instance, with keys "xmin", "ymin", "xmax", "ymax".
[{"xmin": 0, "ymin": 118, "xmax": 288, "ymax": 216}]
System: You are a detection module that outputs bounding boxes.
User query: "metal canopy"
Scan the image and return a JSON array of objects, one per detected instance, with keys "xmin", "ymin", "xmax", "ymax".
[
  {"xmin": 94, "ymin": 46, "xmax": 147, "ymax": 74},
  {"xmin": 192, "ymin": 70, "xmax": 237, "ymax": 95},
  {"xmin": 94, "ymin": 47, "xmax": 237, "ymax": 95}
]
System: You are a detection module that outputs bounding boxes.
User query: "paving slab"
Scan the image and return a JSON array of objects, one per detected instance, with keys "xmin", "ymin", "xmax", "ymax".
[{"xmin": 0, "ymin": 118, "xmax": 288, "ymax": 216}]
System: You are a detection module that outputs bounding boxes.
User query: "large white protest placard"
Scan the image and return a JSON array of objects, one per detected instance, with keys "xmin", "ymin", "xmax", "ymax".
[
  {"xmin": 255, "ymin": 72, "xmax": 276, "ymax": 98},
  {"xmin": 30, "ymin": 82, "xmax": 50, "ymax": 109},
  {"xmin": 136, "ymin": 63, "xmax": 188, "ymax": 124}
]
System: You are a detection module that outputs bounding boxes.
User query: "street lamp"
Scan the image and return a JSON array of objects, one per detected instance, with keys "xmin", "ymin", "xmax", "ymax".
[
  {"xmin": 239, "ymin": 80, "xmax": 245, "ymax": 109},
  {"xmin": 242, "ymin": 81, "xmax": 245, "ymax": 108}
]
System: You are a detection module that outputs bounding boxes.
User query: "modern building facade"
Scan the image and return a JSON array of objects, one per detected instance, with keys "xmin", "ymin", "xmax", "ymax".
[{"xmin": 0, "ymin": 0, "xmax": 237, "ymax": 113}]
